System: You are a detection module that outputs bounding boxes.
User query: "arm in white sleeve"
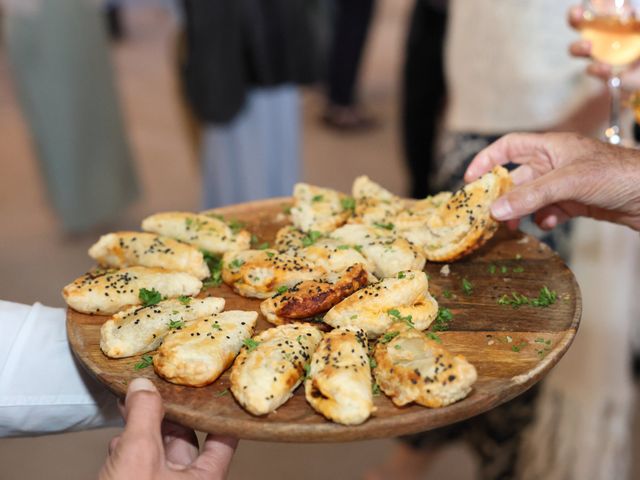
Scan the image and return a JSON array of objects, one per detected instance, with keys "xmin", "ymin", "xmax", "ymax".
[{"xmin": 0, "ymin": 300, "xmax": 122, "ymax": 437}]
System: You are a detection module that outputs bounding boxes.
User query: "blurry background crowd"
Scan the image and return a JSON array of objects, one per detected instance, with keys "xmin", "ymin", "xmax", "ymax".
[{"xmin": 0, "ymin": 0, "xmax": 639, "ymax": 479}]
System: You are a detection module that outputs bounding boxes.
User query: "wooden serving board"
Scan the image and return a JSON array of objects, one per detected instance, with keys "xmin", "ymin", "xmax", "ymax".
[{"xmin": 67, "ymin": 197, "xmax": 582, "ymax": 442}]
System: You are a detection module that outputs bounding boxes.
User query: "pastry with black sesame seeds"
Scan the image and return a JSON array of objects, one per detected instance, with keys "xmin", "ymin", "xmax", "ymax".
[
  {"xmin": 329, "ymin": 224, "xmax": 425, "ymax": 279},
  {"xmin": 230, "ymin": 323, "xmax": 323, "ymax": 416},
  {"xmin": 323, "ymin": 271, "xmax": 437, "ymax": 338},
  {"xmin": 101, "ymin": 296, "xmax": 225, "ymax": 358},
  {"xmin": 62, "ymin": 266, "xmax": 202, "ymax": 315},
  {"xmin": 373, "ymin": 323, "xmax": 477, "ymax": 408},
  {"xmin": 141, "ymin": 212, "xmax": 251, "ymax": 255},
  {"xmin": 290, "ymin": 183, "xmax": 352, "ymax": 233},
  {"xmin": 305, "ymin": 325, "xmax": 374, "ymax": 425},
  {"xmin": 153, "ymin": 310, "xmax": 257, "ymax": 387},
  {"xmin": 260, "ymin": 264, "xmax": 369, "ymax": 326},
  {"xmin": 221, "ymin": 249, "xmax": 324, "ymax": 299},
  {"xmin": 396, "ymin": 166, "xmax": 512, "ymax": 262},
  {"xmin": 89, "ymin": 231, "xmax": 210, "ymax": 279}
]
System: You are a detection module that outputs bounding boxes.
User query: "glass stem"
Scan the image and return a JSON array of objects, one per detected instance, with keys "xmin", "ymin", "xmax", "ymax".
[{"xmin": 606, "ymin": 75, "xmax": 622, "ymax": 145}]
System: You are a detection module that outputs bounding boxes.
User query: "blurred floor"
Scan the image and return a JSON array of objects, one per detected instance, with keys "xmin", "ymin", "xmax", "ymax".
[{"xmin": 0, "ymin": 3, "xmax": 637, "ymax": 480}]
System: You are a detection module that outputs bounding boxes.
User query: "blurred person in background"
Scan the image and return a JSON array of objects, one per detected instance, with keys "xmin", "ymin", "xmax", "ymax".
[
  {"xmin": 178, "ymin": 0, "xmax": 321, "ymax": 209},
  {"xmin": 402, "ymin": 0, "xmax": 448, "ymax": 198},
  {"xmin": 3, "ymin": 0, "xmax": 139, "ymax": 233},
  {"xmin": 366, "ymin": 1, "xmax": 639, "ymax": 479},
  {"xmin": 321, "ymin": 0, "xmax": 378, "ymax": 131}
]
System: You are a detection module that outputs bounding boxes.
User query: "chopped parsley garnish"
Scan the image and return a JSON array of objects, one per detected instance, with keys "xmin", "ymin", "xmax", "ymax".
[
  {"xmin": 276, "ymin": 285, "xmax": 289, "ymax": 295},
  {"xmin": 201, "ymin": 250, "xmax": 223, "ymax": 288},
  {"xmin": 353, "ymin": 244, "xmax": 363, "ymax": 254},
  {"xmin": 301, "ymin": 230, "xmax": 323, "ymax": 247},
  {"xmin": 256, "ymin": 242, "xmax": 270, "ymax": 250},
  {"xmin": 303, "ymin": 363, "xmax": 311, "ymax": 379},
  {"xmin": 426, "ymin": 332, "xmax": 442, "ymax": 343},
  {"xmin": 394, "ymin": 344, "xmax": 402, "ymax": 350},
  {"xmin": 511, "ymin": 340, "xmax": 528, "ymax": 353},
  {"xmin": 297, "ymin": 335, "xmax": 303, "ymax": 345},
  {"xmin": 134, "ymin": 354, "xmax": 153, "ymax": 370},
  {"xmin": 311, "ymin": 194, "xmax": 324, "ymax": 203},
  {"xmin": 461, "ymin": 278, "xmax": 473, "ymax": 296},
  {"xmin": 512, "ymin": 266, "xmax": 525, "ymax": 273},
  {"xmin": 139, "ymin": 288, "xmax": 162, "ymax": 307},
  {"xmin": 432, "ymin": 307, "xmax": 453, "ymax": 331},
  {"xmin": 228, "ymin": 258, "xmax": 245, "ymax": 269},
  {"xmin": 178, "ymin": 295, "xmax": 191, "ymax": 305},
  {"xmin": 215, "ymin": 388, "xmax": 229, "ymax": 397},
  {"xmin": 167, "ymin": 319, "xmax": 185, "ymax": 329},
  {"xmin": 498, "ymin": 286, "xmax": 557, "ymax": 309},
  {"xmin": 211, "ymin": 323, "xmax": 221, "ymax": 331},
  {"xmin": 379, "ymin": 331, "xmax": 400, "ymax": 344},
  {"xmin": 243, "ymin": 338, "xmax": 260, "ymax": 351},
  {"xmin": 266, "ymin": 251, "xmax": 275, "ymax": 259},
  {"xmin": 350, "ymin": 314, "xmax": 358, "ymax": 319},
  {"xmin": 372, "ymin": 382, "xmax": 381, "ymax": 396},
  {"xmin": 341, "ymin": 196, "xmax": 356, "ymax": 212},
  {"xmin": 227, "ymin": 219, "xmax": 245, "ymax": 234},
  {"xmin": 283, "ymin": 205, "xmax": 292, "ymax": 214},
  {"xmin": 500, "ymin": 265, "xmax": 508, "ymax": 274},
  {"xmin": 250, "ymin": 234, "xmax": 258, "ymax": 245},
  {"xmin": 397, "ymin": 272, "xmax": 406, "ymax": 279},
  {"xmin": 488, "ymin": 264, "xmax": 497, "ymax": 274},
  {"xmin": 373, "ymin": 221, "xmax": 394, "ymax": 230},
  {"xmin": 388, "ymin": 309, "xmax": 414, "ymax": 327},
  {"xmin": 336, "ymin": 245, "xmax": 350, "ymax": 250},
  {"xmin": 443, "ymin": 289, "xmax": 453, "ymax": 299},
  {"xmin": 369, "ymin": 356, "xmax": 377, "ymax": 370}
]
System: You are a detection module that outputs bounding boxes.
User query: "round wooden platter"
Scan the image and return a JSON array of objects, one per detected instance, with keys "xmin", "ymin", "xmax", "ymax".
[{"xmin": 67, "ymin": 197, "xmax": 582, "ymax": 443}]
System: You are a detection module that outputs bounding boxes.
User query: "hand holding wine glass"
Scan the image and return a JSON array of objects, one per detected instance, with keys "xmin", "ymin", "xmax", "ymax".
[{"xmin": 569, "ymin": 1, "xmax": 640, "ymax": 144}]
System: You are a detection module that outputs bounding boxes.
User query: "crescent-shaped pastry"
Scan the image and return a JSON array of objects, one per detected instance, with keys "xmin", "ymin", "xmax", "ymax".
[
  {"xmin": 141, "ymin": 212, "xmax": 251, "ymax": 255},
  {"xmin": 260, "ymin": 264, "xmax": 369, "ymax": 326},
  {"xmin": 329, "ymin": 224, "xmax": 425, "ymax": 279},
  {"xmin": 230, "ymin": 323, "xmax": 323, "ymax": 415},
  {"xmin": 323, "ymin": 271, "xmax": 437, "ymax": 338},
  {"xmin": 349, "ymin": 175, "xmax": 405, "ymax": 227},
  {"xmin": 88, "ymin": 231, "xmax": 210, "ymax": 279},
  {"xmin": 305, "ymin": 325, "xmax": 374, "ymax": 425},
  {"xmin": 397, "ymin": 166, "xmax": 511, "ymax": 262},
  {"xmin": 373, "ymin": 323, "xmax": 477, "ymax": 408},
  {"xmin": 153, "ymin": 310, "xmax": 258, "ymax": 387},
  {"xmin": 100, "ymin": 296, "xmax": 225, "ymax": 358},
  {"xmin": 290, "ymin": 183, "xmax": 351, "ymax": 233},
  {"xmin": 221, "ymin": 249, "xmax": 324, "ymax": 299},
  {"xmin": 62, "ymin": 267, "xmax": 202, "ymax": 315}
]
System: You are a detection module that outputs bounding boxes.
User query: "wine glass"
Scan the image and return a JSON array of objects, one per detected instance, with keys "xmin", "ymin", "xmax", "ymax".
[{"xmin": 580, "ymin": 0, "xmax": 640, "ymax": 144}]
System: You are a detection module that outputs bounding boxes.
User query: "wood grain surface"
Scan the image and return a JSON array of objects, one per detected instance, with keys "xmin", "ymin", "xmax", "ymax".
[{"xmin": 67, "ymin": 197, "xmax": 582, "ymax": 442}]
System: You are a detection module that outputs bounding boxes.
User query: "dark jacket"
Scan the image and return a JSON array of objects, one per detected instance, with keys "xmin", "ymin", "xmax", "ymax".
[{"xmin": 180, "ymin": 0, "xmax": 320, "ymax": 124}]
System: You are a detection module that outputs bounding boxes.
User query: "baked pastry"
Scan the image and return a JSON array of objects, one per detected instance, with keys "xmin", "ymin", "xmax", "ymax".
[
  {"xmin": 141, "ymin": 212, "xmax": 251, "ymax": 255},
  {"xmin": 153, "ymin": 310, "xmax": 258, "ymax": 387},
  {"xmin": 62, "ymin": 267, "xmax": 202, "ymax": 315},
  {"xmin": 274, "ymin": 225, "xmax": 307, "ymax": 253},
  {"xmin": 230, "ymin": 323, "xmax": 323, "ymax": 415},
  {"xmin": 89, "ymin": 231, "xmax": 210, "ymax": 280},
  {"xmin": 260, "ymin": 264, "xmax": 369, "ymax": 326},
  {"xmin": 329, "ymin": 224, "xmax": 425, "ymax": 279},
  {"xmin": 221, "ymin": 249, "xmax": 324, "ymax": 299},
  {"xmin": 373, "ymin": 323, "xmax": 477, "ymax": 408},
  {"xmin": 100, "ymin": 296, "xmax": 225, "ymax": 358},
  {"xmin": 349, "ymin": 175, "xmax": 404, "ymax": 227},
  {"xmin": 290, "ymin": 183, "xmax": 351, "ymax": 233},
  {"xmin": 396, "ymin": 166, "xmax": 511, "ymax": 262},
  {"xmin": 305, "ymin": 325, "xmax": 374, "ymax": 425},
  {"xmin": 323, "ymin": 271, "xmax": 437, "ymax": 338}
]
